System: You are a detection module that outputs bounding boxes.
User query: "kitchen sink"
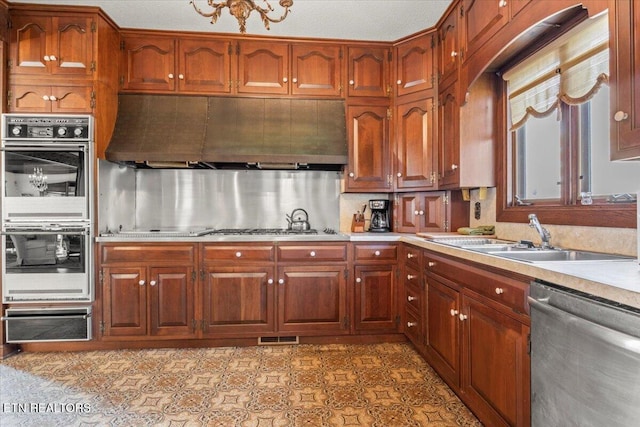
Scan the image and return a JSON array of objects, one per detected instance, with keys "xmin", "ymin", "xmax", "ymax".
[{"xmin": 490, "ymin": 249, "xmax": 633, "ymax": 263}]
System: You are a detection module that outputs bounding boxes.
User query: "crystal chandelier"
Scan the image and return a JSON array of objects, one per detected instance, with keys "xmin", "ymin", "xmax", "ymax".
[
  {"xmin": 28, "ymin": 167, "xmax": 48, "ymax": 193},
  {"xmin": 190, "ymin": 0, "xmax": 293, "ymax": 34}
]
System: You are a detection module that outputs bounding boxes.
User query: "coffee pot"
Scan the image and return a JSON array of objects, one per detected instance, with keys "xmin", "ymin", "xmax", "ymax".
[{"xmin": 369, "ymin": 199, "xmax": 391, "ymax": 232}]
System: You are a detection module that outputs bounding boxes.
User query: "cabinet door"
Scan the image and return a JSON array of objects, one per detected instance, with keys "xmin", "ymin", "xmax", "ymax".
[
  {"xmin": 121, "ymin": 36, "xmax": 176, "ymax": 92},
  {"xmin": 463, "ymin": 0, "xmax": 509, "ymax": 60},
  {"xmin": 202, "ymin": 266, "xmax": 275, "ymax": 336},
  {"xmin": 421, "ymin": 191, "xmax": 448, "ymax": 232},
  {"xmin": 395, "ymin": 193, "xmax": 419, "ymax": 233},
  {"xmin": 353, "ymin": 265, "xmax": 397, "ymax": 333},
  {"xmin": 395, "ymin": 97, "xmax": 437, "ymax": 191},
  {"xmin": 8, "ymin": 84, "xmax": 93, "ymax": 113},
  {"xmin": 425, "ymin": 276, "xmax": 460, "ymax": 388},
  {"xmin": 9, "ymin": 14, "xmax": 49, "ymax": 76},
  {"xmin": 277, "ymin": 265, "xmax": 348, "ymax": 334},
  {"xmin": 610, "ymin": 0, "xmax": 640, "ymax": 160},
  {"xmin": 102, "ymin": 267, "xmax": 147, "ymax": 337},
  {"xmin": 348, "ymin": 46, "xmax": 390, "ymax": 97},
  {"xmin": 291, "ymin": 44, "xmax": 342, "ymax": 97},
  {"xmin": 178, "ymin": 38, "xmax": 232, "ymax": 94},
  {"xmin": 50, "ymin": 15, "xmax": 94, "ymax": 77},
  {"xmin": 461, "ymin": 294, "xmax": 530, "ymax": 427},
  {"xmin": 148, "ymin": 266, "xmax": 196, "ymax": 337},
  {"xmin": 438, "ymin": 6, "xmax": 460, "ymax": 87},
  {"xmin": 237, "ymin": 41, "xmax": 288, "ymax": 94},
  {"xmin": 438, "ymin": 80, "xmax": 461, "ymax": 188},
  {"xmin": 395, "ymin": 33, "xmax": 435, "ymax": 97},
  {"xmin": 346, "ymin": 104, "xmax": 392, "ymax": 192}
]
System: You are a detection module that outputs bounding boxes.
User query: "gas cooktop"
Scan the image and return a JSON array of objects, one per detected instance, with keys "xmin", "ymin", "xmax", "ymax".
[
  {"xmin": 101, "ymin": 227, "xmax": 338, "ymax": 237},
  {"xmin": 209, "ymin": 228, "xmax": 337, "ymax": 235}
]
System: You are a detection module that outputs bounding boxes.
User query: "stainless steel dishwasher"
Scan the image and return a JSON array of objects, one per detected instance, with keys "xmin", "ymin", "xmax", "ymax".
[{"xmin": 529, "ymin": 281, "xmax": 640, "ymax": 427}]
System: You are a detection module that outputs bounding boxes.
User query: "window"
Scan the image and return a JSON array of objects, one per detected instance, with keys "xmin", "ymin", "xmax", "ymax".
[{"xmin": 497, "ymin": 11, "xmax": 639, "ymax": 228}]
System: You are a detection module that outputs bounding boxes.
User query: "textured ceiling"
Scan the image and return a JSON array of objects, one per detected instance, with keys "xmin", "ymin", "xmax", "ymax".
[{"xmin": 12, "ymin": 0, "xmax": 453, "ymax": 41}]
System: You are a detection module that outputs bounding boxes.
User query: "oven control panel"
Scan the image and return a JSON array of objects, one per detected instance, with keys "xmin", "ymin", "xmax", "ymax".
[{"xmin": 2, "ymin": 115, "xmax": 92, "ymax": 140}]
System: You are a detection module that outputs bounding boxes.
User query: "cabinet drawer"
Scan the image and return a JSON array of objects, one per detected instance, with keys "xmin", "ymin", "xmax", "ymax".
[
  {"xmin": 424, "ymin": 251, "xmax": 530, "ymax": 314},
  {"xmin": 203, "ymin": 245, "xmax": 275, "ymax": 263},
  {"xmin": 101, "ymin": 245, "xmax": 195, "ymax": 264},
  {"xmin": 403, "ymin": 245, "xmax": 422, "ymax": 268},
  {"xmin": 277, "ymin": 244, "xmax": 347, "ymax": 262},
  {"xmin": 354, "ymin": 244, "xmax": 398, "ymax": 261},
  {"xmin": 404, "ymin": 278, "xmax": 423, "ymax": 314},
  {"xmin": 404, "ymin": 307, "xmax": 423, "ymax": 344}
]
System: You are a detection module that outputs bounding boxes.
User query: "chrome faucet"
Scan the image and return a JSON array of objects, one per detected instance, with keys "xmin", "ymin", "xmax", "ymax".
[{"xmin": 528, "ymin": 214, "xmax": 552, "ymax": 249}]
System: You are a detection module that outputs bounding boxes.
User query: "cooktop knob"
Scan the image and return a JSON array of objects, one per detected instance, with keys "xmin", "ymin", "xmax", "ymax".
[
  {"xmin": 57, "ymin": 127, "xmax": 67, "ymax": 136},
  {"xmin": 74, "ymin": 127, "xmax": 83, "ymax": 137},
  {"xmin": 11, "ymin": 126, "xmax": 22, "ymax": 136}
]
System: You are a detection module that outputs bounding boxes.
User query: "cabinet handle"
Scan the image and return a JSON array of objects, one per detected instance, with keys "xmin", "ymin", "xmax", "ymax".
[
  {"xmin": 42, "ymin": 95, "xmax": 50, "ymax": 101},
  {"xmin": 450, "ymin": 309, "xmax": 458, "ymax": 316},
  {"xmin": 499, "ymin": 0, "xmax": 507, "ymax": 7},
  {"xmin": 292, "ymin": 77, "xmax": 298, "ymax": 83},
  {"xmin": 178, "ymin": 74, "xmax": 184, "ymax": 80},
  {"xmin": 418, "ymin": 210, "xmax": 424, "ymax": 215},
  {"xmin": 278, "ymin": 279, "xmax": 284, "ymax": 285},
  {"xmin": 235, "ymin": 251, "xmax": 242, "ymax": 258},
  {"xmin": 168, "ymin": 73, "xmax": 174, "ymax": 79},
  {"xmin": 44, "ymin": 55, "xmax": 50, "ymax": 61},
  {"xmin": 451, "ymin": 164, "xmax": 458, "ymax": 170},
  {"xmin": 407, "ymin": 274, "xmax": 415, "ymax": 280},
  {"xmin": 267, "ymin": 279, "xmax": 274, "ymax": 284},
  {"xmin": 283, "ymin": 77, "xmax": 288, "ymax": 83},
  {"xmin": 138, "ymin": 280, "xmax": 145, "ymax": 286},
  {"xmin": 349, "ymin": 79, "xmax": 355, "ymax": 85},
  {"xmin": 349, "ymin": 172, "xmax": 355, "ymax": 178},
  {"xmin": 451, "ymin": 51, "xmax": 458, "ymax": 58},
  {"xmin": 459, "ymin": 313, "xmax": 468, "ymax": 321},
  {"xmin": 407, "ymin": 322, "xmax": 417, "ymax": 328},
  {"xmin": 49, "ymin": 96, "xmax": 57, "ymax": 101},
  {"xmin": 407, "ymin": 295, "xmax": 416, "ymax": 302},
  {"xmin": 407, "ymin": 253, "xmax": 415, "ymax": 259},
  {"xmin": 427, "ymin": 261, "xmax": 436, "ymax": 267},
  {"xmin": 150, "ymin": 280, "xmax": 157, "ymax": 286},
  {"xmin": 495, "ymin": 287, "xmax": 504, "ymax": 295},
  {"xmin": 414, "ymin": 210, "xmax": 419, "ymax": 215},
  {"xmin": 309, "ymin": 251, "xmax": 316, "ymax": 257},
  {"xmin": 49, "ymin": 55, "xmax": 56, "ymax": 61},
  {"xmin": 356, "ymin": 277, "xmax": 362, "ymax": 283},
  {"xmin": 397, "ymin": 172, "xmax": 402, "ymax": 177},
  {"xmin": 614, "ymin": 111, "xmax": 629, "ymax": 122},
  {"xmin": 374, "ymin": 250, "xmax": 381, "ymax": 256},
  {"xmin": 396, "ymin": 79, "xmax": 402, "ymax": 85}
]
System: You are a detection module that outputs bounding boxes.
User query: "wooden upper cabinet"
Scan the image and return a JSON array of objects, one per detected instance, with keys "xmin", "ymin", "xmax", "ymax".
[
  {"xmin": 237, "ymin": 40, "xmax": 288, "ymax": 95},
  {"xmin": 610, "ymin": 0, "xmax": 640, "ymax": 160},
  {"xmin": 345, "ymin": 104, "xmax": 392, "ymax": 192},
  {"xmin": 462, "ymin": 0, "xmax": 509, "ymax": 58},
  {"xmin": 347, "ymin": 46, "xmax": 390, "ymax": 98},
  {"xmin": 9, "ymin": 13, "xmax": 95, "ymax": 77},
  {"xmin": 438, "ymin": 79, "xmax": 460, "ymax": 188},
  {"xmin": 395, "ymin": 33, "xmax": 435, "ymax": 97},
  {"xmin": 178, "ymin": 38, "xmax": 233, "ymax": 94},
  {"xmin": 8, "ymin": 83, "xmax": 93, "ymax": 113},
  {"xmin": 291, "ymin": 44, "xmax": 342, "ymax": 96},
  {"xmin": 395, "ymin": 96, "xmax": 437, "ymax": 191},
  {"xmin": 438, "ymin": 4, "xmax": 461, "ymax": 87},
  {"xmin": 121, "ymin": 35, "xmax": 176, "ymax": 92}
]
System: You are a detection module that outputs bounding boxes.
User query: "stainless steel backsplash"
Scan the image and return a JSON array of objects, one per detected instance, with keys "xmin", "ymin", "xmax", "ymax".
[{"xmin": 98, "ymin": 160, "xmax": 341, "ymax": 233}]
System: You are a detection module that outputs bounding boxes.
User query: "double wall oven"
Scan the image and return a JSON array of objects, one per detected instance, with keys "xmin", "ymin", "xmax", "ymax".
[{"xmin": 1, "ymin": 114, "xmax": 94, "ymax": 343}]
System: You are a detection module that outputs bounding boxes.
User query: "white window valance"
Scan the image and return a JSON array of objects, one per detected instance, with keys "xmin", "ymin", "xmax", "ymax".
[{"xmin": 503, "ymin": 12, "xmax": 609, "ymax": 130}]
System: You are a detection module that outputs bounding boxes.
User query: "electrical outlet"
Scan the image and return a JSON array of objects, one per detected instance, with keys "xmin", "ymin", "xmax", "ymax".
[{"xmin": 474, "ymin": 202, "xmax": 481, "ymax": 220}]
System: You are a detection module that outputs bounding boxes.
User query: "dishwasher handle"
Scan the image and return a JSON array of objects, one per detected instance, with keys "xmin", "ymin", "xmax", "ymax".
[{"xmin": 528, "ymin": 296, "xmax": 640, "ymax": 355}]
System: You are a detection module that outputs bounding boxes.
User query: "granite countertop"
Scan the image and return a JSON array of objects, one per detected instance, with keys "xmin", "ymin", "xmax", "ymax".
[{"xmin": 96, "ymin": 231, "xmax": 640, "ymax": 309}]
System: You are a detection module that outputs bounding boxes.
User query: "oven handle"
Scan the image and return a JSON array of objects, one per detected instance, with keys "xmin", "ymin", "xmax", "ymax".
[
  {"xmin": 2, "ymin": 314, "xmax": 91, "ymax": 321},
  {"xmin": 2, "ymin": 229, "xmax": 89, "ymax": 236},
  {"xmin": 1, "ymin": 144, "xmax": 88, "ymax": 152}
]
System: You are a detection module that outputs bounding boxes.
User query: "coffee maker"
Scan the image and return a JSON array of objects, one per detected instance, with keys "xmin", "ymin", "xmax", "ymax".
[{"xmin": 369, "ymin": 199, "xmax": 391, "ymax": 232}]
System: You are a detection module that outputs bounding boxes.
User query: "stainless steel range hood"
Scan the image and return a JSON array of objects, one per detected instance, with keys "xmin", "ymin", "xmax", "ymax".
[{"xmin": 105, "ymin": 95, "xmax": 347, "ymax": 169}]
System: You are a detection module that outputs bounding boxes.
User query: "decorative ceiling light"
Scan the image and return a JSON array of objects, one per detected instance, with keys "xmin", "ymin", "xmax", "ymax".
[{"xmin": 190, "ymin": 0, "xmax": 293, "ymax": 34}]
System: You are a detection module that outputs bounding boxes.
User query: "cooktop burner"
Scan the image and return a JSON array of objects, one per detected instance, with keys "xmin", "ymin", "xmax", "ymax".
[{"xmin": 210, "ymin": 228, "xmax": 322, "ymax": 235}]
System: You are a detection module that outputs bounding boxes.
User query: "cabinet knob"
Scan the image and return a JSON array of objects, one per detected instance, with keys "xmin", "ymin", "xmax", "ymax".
[
  {"xmin": 374, "ymin": 250, "xmax": 381, "ymax": 256},
  {"xmin": 43, "ymin": 55, "xmax": 50, "ymax": 61},
  {"xmin": 278, "ymin": 278, "xmax": 285, "ymax": 285},
  {"xmin": 408, "ymin": 295, "xmax": 416, "ymax": 302},
  {"xmin": 396, "ymin": 79, "xmax": 402, "ymax": 85},
  {"xmin": 283, "ymin": 77, "xmax": 288, "ymax": 83},
  {"xmin": 407, "ymin": 253, "xmax": 415, "ymax": 259},
  {"xmin": 42, "ymin": 95, "xmax": 50, "ymax": 101},
  {"xmin": 309, "ymin": 251, "xmax": 316, "ymax": 257},
  {"xmin": 407, "ymin": 322, "xmax": 417, "ymax": 328},
  {"xmin": 499, "ymin": 0, "xmax": 507, "ymax": 7},
  {"xmin": 349, "ymin": 172, "xmax": 355, "ymax": 178},
  {"xmin": 495, "ymin": 287, "xmax": 504, "ymax": 295},
  {"xmin": 407, "ymin": 274, "xmax": 415, "ymax": 280},
  {"xmin": 450, "ymin": 309, "xmax": 458, "ymax": 316},
  {"xmin": 428, "ymin": 261, "xmax": 436, "ymax": 267},
  {"xmin": 292, "ymin": 77, "xmax": 298, "ymax": 83},
  {"xmin": 414, "ymin": 210, "xmax": 419, "ymax": 215},
  {"xmin": 49, "ymin": 55, "xmax": 57, "ymax": 61},
  {"xmin": 451, "ymin": 164, "xmax": 458, "ymax": 170},
  {"xmin": 138, "ymin": 280, "xmax": 145, "ymax": 286},
  {"xmin": 614, "ymin": 111, "xmax": 629, "ymax": 122},
  {"xmin": 419, "ymin": 210, "xmax": 424, "ymax": 215},
  {"xmin": 235, "ymin": 251, "xmax": 242, "ymax": 258},
  {"xmin": 267, "ymin": 279, "xmax": 274, "ymax": 284},
  {"xmin": 178, "ymin": 74, "xmax": 184, "ymax": 80},
  {"xmin": 451, "ymin": 51, "xmax": 458, "ymax": 58},
  {"xmin": 356, "ymin": 277, "xmax": 362, "ymax": 283},
  {"xmin": 168, "ymin": 73, "xmax": 174, "ymax": 79},
  {"xmin": 459, "ymin": 313, "xmax": 468, "ymax": 321},
  {"xmin": 150, "ymin": 280, "xmax": 157, "ymax": 286},
  {"xmin": 49, "ymin": 96, "xmax": 57, "ymax": 101},
  {"xmin": 397, "ymin": 172, "xmax": 402, "ymax": 177},
  {"xmin": 349, "ymin": 79, "xmax": 355, "ymax": 85}
]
